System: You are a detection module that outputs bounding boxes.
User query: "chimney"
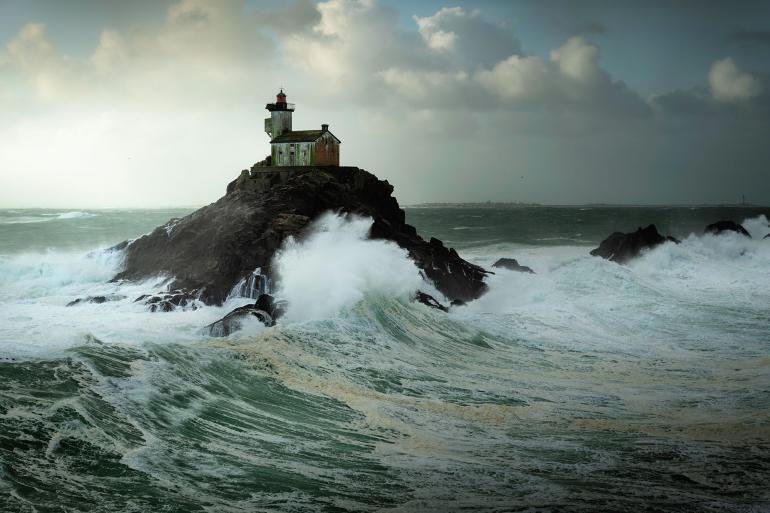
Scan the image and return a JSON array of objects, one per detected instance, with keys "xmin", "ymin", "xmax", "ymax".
[{"xmin": 321, "ymin": 124, "xmax": 329, "ymax": 132}]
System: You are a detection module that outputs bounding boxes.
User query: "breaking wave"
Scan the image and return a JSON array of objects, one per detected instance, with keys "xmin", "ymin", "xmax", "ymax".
[
  {"xmin": 0, "ymin": 211, "xmax": 98, "ymax": 224},
  {"xmin": 273, "ymin": 212, "xmax": 423, "ymax": 321}
]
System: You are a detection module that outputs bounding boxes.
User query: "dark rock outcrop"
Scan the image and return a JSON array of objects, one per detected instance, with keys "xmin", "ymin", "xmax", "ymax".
[
  {"xmin": 590, "ymin": 225, "xmax": 679, "ymax": 264},
  {"xmin": 492, "ymin": 258, "xmax": 535, "ymax": 274},
  {"xmin": 705, "ymin": 220, "xmax": 751, "ymax": 238},
  {"xmin": 415, "ymin": 291, "xmax": 448, "ymax": 312},
  {"xmin": 764, "ymin": 233, "xmax": 770, "ymax": 240},
  {"xmin": 67, "ymin": 294, "xmax": 126, "ymax": 306},
  {"xmin": 202, "ymin": 294, "xmax": 287, "ymax": 336},
  {"xmin": 112, "ymin": 167, "xmax": 488, "ymax": 304}
]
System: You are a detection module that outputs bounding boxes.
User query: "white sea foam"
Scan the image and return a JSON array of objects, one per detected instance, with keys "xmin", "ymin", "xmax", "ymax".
[
  {"xmin": 740, "ymin": 213, "xmax": 769, "ymax": 238},
  {"xmin": 47, "ymin": 211, "xmax": 98, "ymax": 220},
  {"xmin": 273, "ymin": 212, "xmax": 422, "ymax": 321},
  {"xmin": 0, "ymin": 249, "xmax": 231, "ymax": 357},
  {"xmin": 458, "ymin": 216, "xmax": 770, "ymax": 356}
]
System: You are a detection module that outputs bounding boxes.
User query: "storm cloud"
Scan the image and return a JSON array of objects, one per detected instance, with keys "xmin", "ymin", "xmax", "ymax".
[{"xmin": 0, "ymin": 0, "xmax": 769, "ymax": 207}]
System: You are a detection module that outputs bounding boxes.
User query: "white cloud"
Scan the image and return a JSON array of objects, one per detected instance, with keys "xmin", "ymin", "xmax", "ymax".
[
  {"xmin": 549, "ymin": 36, "xmax": 605, "ymax": 84},
  {"xmin": 3, "ymin": 22, "xmax": 79, "ymax": 102},
  {"xmin": 475, "ymin": 55, "xmax": 551, "ymax": 101},
  {"xmin": 709, "ymin": 57, "xmax": 762, "ymax": 102},
  {"xmin": 90, "ymin": 30, "xmax": 127, "ymax": 73},
  {"xmin": 474, "ymin": 37, "xmax": 647, "ymax": 116},
  {"xmin": 412, "ymin": 6, "xmax": 520, "ymax": 68},
  {"xmin": 414, "ymin": 7, "xmax": 462, "ymax": 51}
]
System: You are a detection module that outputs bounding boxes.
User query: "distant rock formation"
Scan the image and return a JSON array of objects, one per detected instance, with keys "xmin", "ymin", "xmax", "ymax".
[
  {"xmin": 705, "ymin": 220, "xmax": 751, "ymax": 238},
  {"xmin": 111, "ymin": 166, "xmax": 488, "ymax": 307},
  {"xmin": 590, "ymin": 225, "xmax": 680, "ymax": 264},
  {"xmin": 492, "ymin": 258, "xmax": 535, "ymax": 274}
]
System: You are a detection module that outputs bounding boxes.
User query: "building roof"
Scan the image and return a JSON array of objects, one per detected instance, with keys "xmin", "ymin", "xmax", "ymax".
[{"xmin": 271, "ymin": 130, "xmax": 341, "ymax": 144}]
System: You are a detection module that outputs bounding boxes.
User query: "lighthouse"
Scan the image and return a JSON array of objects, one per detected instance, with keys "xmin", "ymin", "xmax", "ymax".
[
  {"xmin": 264, "ymin": 89, "xmax": 294, "ymax": 139},
  {"xmin": 263, "ymin": 89, "xmax": 341, "ymax": 167}
]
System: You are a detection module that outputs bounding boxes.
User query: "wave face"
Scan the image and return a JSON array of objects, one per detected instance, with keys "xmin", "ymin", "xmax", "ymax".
[{"xmin": 1, "ymin": 207, "xmax": 770, "ymax": 512}]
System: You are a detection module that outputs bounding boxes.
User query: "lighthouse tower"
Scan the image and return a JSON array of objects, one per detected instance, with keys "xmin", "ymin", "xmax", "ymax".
[
  {"xmin": 262, "ymin": 89, "xmax": 341, "ymax": 167},
  {"xmin": 264, "ymin": 89, "xmax": 294, "ymax": 139}
]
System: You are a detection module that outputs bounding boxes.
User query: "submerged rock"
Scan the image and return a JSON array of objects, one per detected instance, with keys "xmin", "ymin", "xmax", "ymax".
[
  {"xmin": 136, "ymin": 291, "xmax": 199, "ymax": 312},
  {"xmin": 764, "ymin": 233, "xmax": 770, "ymax": 240},
  {"xmin": 112, "ymin": 166, "xmax": 488, "ymax": 305},
  {"xmin": 492, "ymin": 258, "xmax": 535, "ymax": 274},
  {"xmin": 590, "ymin": 225, "xmax": 679, "ymax": 264},
  {"xmin": 705, "ymin": 220, "xmax": 751, "ymax": 238},
  {"xmin": 202, "ymin": 305, "xmax": 271, "ymax": 337},
  {"xmin": 415, "ymin": 291, "xmax": 449, "ymax": 312},
  {"xmin": 202, "ymin": 294, "xmax": 287, "ymax": 336},
  {"xmin": 66, "ymin": 294, "xmax": 126, "ymax": 306}
]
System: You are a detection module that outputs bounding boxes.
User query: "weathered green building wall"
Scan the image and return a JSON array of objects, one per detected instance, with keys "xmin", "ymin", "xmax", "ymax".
[{"xmin": 271, "ymin": 142, "xmax": 315, "ymax": 166}]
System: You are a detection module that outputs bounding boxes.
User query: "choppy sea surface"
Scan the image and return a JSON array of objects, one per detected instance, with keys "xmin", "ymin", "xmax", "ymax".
[{"xmin": 1, "ymin": 206, "xmax": 769, "ymax": 512}]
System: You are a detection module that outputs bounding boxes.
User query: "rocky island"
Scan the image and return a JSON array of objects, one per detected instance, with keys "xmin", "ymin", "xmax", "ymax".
[{"xmin": 111, "ymin": 165, "xmax": 489, "ymax": 317}]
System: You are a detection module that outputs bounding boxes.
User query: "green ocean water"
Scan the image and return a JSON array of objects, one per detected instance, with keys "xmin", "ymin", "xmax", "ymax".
[{"xmin": 1, "ymin": 206, "xmax": 769, "ymax": 512}]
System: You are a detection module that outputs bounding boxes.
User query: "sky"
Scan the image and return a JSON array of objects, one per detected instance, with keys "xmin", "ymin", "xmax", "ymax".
[{"xmin": 1, "ymin": 0, "xmax": 769, "ymax": 207}]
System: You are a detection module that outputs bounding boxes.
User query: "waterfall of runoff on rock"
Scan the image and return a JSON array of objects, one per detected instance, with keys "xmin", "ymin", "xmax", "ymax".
[
  {"xmin": 0, "ymin": 207, "xmax": 769, "ymax": 512},
  {"xmin": 227, "ymin": 268, "xmax": 271, "ymax": 300}
]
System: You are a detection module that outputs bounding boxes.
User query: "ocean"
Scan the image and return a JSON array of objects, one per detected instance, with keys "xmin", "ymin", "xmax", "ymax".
[{"xmin": 1, "ymin": 206, "xmax": 769, "ymax": 512}]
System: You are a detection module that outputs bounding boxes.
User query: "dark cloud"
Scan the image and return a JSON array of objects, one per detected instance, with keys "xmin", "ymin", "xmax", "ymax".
[
  {"xmin": 729, "ymin": 29, "xmax": 770, "ymax": 46},
  {"xmin": 650, "ymin": 88, "xmax": 714, "ymax": 116},
  {"xmin": 257, "ymin": 0, "xmax": 321, "ymax": 35},
  {"xmin": 582, "ymin": 21, "xmax": 607, "ymax": 35}
]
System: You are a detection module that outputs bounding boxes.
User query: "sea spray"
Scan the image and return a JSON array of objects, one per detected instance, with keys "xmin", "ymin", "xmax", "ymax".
[
  {"xmin": 0, "ymin": 249, "xmax": 125, "ymax": 299},
  {"xmin": 273, "ymin": 212, "xmax": 423, "ymax": 322},
  {"xmin": 0, "ymin": 249, "xmax": 233, "ymax": 356},
  {"xmin": 739, "ymin": 213, "xmax": 769, "ymax": 238}
]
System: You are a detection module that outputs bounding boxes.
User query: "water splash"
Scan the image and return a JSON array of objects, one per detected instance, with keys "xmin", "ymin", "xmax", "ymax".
[{"xmin": 273, "ymin": 212, "xmax": 422, "ymax": 322}]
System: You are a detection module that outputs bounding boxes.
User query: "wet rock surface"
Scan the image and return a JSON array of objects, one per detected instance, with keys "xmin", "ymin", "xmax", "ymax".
[
  {"xmin": 492, "ymin": 258, "xmax": 535, "ymax": 274},
  {"xmin": 66, "ymin": 294, "xmax": 126, "ymax": 307},
  {"xmin": 134, "ymin": 291, "xmax": 199, "ymax": 312},
  {"xmin": 112, "ymin": 166, "xmax": 488, "ymax": 305},
  {"xmin": 590, "ymin": 224, "xmax": 679, "ymax": 264},
  {"xmin": 705, "ymin": 220, "xmax": 751, "ymax": 238},
  {"xmin": 202, "ymin": 294, "xmax": 287, "ymax": 336},
  {"xmin": 415, "ymin": 291, "xmax": 449, "ymax": 312}
]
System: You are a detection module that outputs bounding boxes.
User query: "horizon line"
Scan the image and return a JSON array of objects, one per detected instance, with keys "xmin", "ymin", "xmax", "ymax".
[{"xmin": 1, "ymin": 203, "xmax": 770, "ymax": 210}]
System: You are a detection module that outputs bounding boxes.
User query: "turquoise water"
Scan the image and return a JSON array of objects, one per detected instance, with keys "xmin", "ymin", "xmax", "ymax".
[{"xmin": 1, "ymin": 207, "xmax": 769, "ymax": 512}]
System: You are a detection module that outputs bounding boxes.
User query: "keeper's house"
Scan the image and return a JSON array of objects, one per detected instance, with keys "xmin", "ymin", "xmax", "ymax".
[{"xmin": 264, "ymin": 90, "xmax": 340, "ymax": 166}]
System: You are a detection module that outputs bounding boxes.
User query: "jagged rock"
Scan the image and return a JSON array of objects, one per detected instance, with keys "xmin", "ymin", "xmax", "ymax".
[
  {"xmin": 764, "ymin": 233, "xmax": 770, "ymax": 239},
  {"xmin": 137, "ymin": 290, "xmax": 199, "ymax": 312},
  {"xmin": 415, "ymin": 291, "xmax": 448, "ymax": 312},
  {"xmin": 590, "ymin": 225, "xmax": 678, "ymax": 264},
  {"xmin": 112, "ymin": 167, "xmax": 488, "ymax": 305},
  {"xmin": 705, "ymin": 220, "xmax": 751, "ymax": 238},
  {"xmin": 202, "ymin": 294, "xmax": 286, "ymax": 336},
  {"xmin": 254, "ymin": 293, "xmax": 287, "ymax": 322},
  {"xmin": 492, "ymin": 258, "xmax": 535, "ymax": 274},
  {"xmin": 67, "ymin": 294, "xmax": 126, "ymax": 306},
  {"xmin": 202, "ymin": 305, "xmax": 272, "ymax": 337}
]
